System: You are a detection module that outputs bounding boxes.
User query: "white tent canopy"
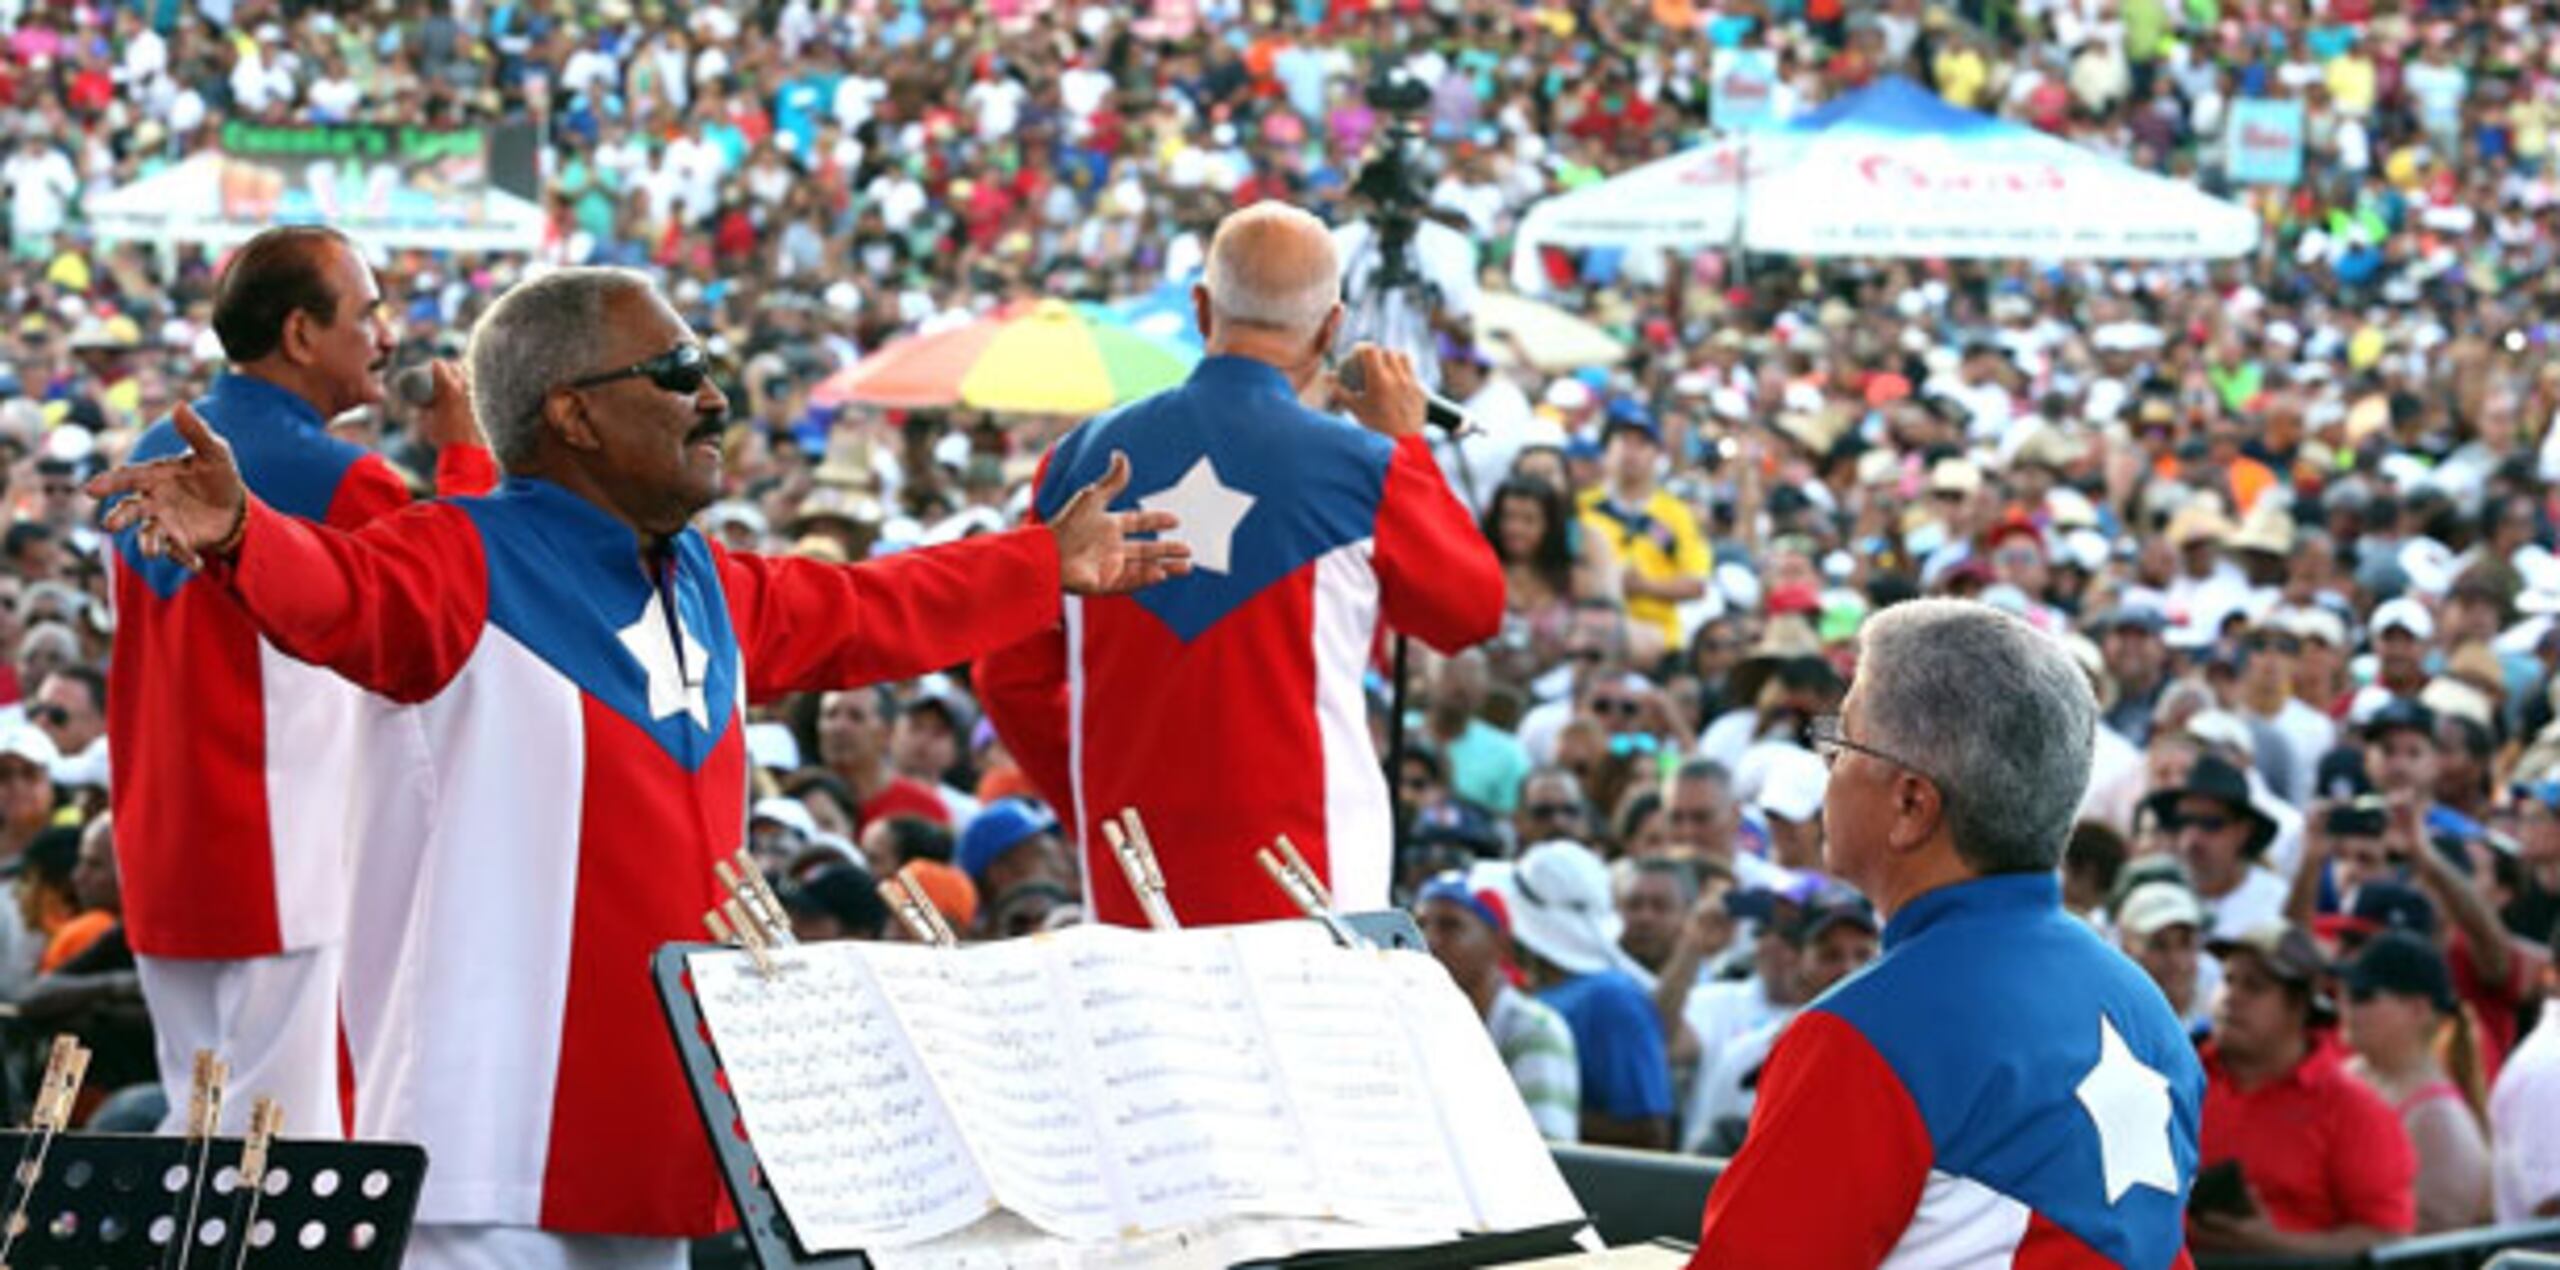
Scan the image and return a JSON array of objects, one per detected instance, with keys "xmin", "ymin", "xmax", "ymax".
[
  {"xmin": 1512, "ymin": 77, "xmax": 2258, "ymax": 290},
  {"xmin": 85, "ymin": 153, "xmax": 545, "ymax": 255}
]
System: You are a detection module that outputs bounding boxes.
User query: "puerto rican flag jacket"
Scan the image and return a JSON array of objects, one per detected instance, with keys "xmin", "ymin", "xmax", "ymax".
[
  {"xmin": 200, "ymin": 476, "xmax": 1064, "ymax": 1236},
  {"xmin": 108, "ymin": 372, "xmax": 497, "ymax": 960},
  {"xmin": 1694, "ymin": 873, "xmax": 2205, "ymax": 1270},
  {"xmin": 978, "ymin": 356, "xmax": 1504, "ymax": 927}
]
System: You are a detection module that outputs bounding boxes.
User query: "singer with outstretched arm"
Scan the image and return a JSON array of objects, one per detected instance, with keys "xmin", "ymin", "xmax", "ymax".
[
  {"xmin": 978, "ymin": 201, "xmax": 1506, "ymax": 929},
  {"xmin": 92, "ymin": 266, "xmax": 1190, "ymax": 1269}
]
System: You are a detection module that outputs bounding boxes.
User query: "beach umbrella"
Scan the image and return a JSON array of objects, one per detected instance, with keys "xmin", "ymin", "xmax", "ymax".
[{"xmin": 812, "ymin": 299, "xmax": 1197, "ymax": 414}]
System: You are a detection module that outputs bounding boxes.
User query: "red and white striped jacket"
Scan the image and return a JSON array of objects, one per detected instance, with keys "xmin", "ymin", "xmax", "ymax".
[{"xmin": 108, "ymin": 372, "xmax": 496, "ymax": 960}]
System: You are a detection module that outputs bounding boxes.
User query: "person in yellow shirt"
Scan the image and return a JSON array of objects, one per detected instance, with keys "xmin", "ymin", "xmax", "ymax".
[
  {"xmin": 2327, "ymin": 46, "xmax": 2378, "ymax": 118},
  {"xmin": 1578, "ymin": 401, "xmax": 1710, "ymax": 654},
  {"xmin": 1934, "ymin": 37, "xmax": 1989, "ymax": 110}
]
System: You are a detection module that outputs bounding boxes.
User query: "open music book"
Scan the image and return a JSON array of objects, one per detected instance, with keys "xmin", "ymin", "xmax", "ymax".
[{"xmin": 685, "ymin": 921, "xmax": 1586, "ymax": 1260}]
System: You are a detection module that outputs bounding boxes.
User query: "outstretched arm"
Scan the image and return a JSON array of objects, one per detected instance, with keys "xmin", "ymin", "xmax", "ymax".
[
  {"xmin": 92, "ymin": 403, "xmax": 487, "ymax": 702},
  {"xmin": 721, "ymin": 450, "xmax": 1188, "ymax": 699}
]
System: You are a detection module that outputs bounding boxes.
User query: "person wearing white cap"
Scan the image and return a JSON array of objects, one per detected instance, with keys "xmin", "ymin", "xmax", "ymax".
[
  {"xmin": 1745, "ymin": 746, "xmax": 1828, "ymax": 874},
  {"xmin": 1504, "ymin": 839, "xmax": 1673, "ymax": 1149},
  {"xmin": 2114, "ymin": 880, "xmax": 2214, "ymax": 1038}
]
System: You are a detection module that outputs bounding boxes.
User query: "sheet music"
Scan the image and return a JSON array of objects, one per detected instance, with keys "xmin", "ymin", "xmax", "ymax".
[
  {"xmin": 1049, "ymin": 926, "xmax": 1322, "ymax": 1231},
  {"xmin": 686, "ymin": 951, "xmax": 992, "ymax": 1252},
  {"xmin": 1228, "ymin": 925, "xmax": 1480, "ymax": 1231},
  {"xmin": 864, "ymin": 939, "xmax": 1121, "ymax": 1240},
  {"xmin": 1382, "ymin": 953, "xmax": 1590, "ymax": 1231}
]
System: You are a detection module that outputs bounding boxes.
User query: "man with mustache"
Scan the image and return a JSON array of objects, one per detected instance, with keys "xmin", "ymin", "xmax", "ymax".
[
  {"xmin": 107, "ymin": 225, "xmax": 497, "ymax": 1140},
  {"xmin": 95, "ymin": 266, "xmax": 1189, "ymax": 1268}
]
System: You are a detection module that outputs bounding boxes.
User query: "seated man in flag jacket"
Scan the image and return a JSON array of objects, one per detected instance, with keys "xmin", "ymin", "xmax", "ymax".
[{"xmin": 92, "ymin": 267, "xmax": 1189, "ymax": 1269}]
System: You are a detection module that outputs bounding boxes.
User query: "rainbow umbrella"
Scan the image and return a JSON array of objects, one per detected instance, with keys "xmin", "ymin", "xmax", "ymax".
[{"xmin": 811, "ymin": 299, "xmax": 1198, "ymax": 414}]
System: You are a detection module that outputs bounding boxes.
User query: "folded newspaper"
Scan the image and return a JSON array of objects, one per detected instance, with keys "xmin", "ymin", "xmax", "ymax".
[{"xmin": 686, "ymin": 921, "xmax": 1588, "ymax": 1262}]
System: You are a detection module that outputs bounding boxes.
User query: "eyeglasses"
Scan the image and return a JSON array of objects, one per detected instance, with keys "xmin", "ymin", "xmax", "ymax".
[
  {"xmin": 2172, "ymin": 813, "xmax": 2233, "ymax": 834},
  {"xmin": 2242, "ymin": 636, "xmax": 2301, "ymax": 655},
  {"xmin": 1590, "ymin": 697, "xmax": 1642, "ymax": 719},
  {"xmin": 1524, "ymin": 802, "xmax": 1583, "ymax": 821},
  {"xmin": 27, "ymin": 705, "xmax": 67, "ymax": 728},
  {"xmin": 1807, "ymin": 714, "xmax": 1932, "ymax": 782},
  {"xmin": 565, "ymin": 343, "xmax": 711, "ymax": 396}
]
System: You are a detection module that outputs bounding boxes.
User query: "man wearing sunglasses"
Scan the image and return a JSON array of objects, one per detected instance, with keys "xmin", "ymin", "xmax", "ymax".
[
  {"xmin": 93, "ymin": 265, "xmax": 1189, "ymax": 1270},
  {"xmin": 104, "ymin": 226, "xmax": 497, "ymax": 1146}
]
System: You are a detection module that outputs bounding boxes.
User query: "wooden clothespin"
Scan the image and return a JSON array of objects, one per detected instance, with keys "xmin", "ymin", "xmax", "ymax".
[
  {"xmin": 185, "ymin": 1050, "xmax": 228, "ymax": 1140},
  {"xmin": 716, "ymin": 852, "xmax": 795, "ymax": 948},
  {"xmin": 878, "ymin": 875, "xmax": 958, "ymax": 948},
  {"xmin": 28, "ymin": 1035, "xmax": 86, "ymax": 1133},
  {"xmin": 720, "ymin": 897, "xmax": 778, "ymax": 978},
  {"xmin": 1256, "ymin": 837, "xmax": 1363, "ymax": 948},
  {"xmin": 238, "ymin": 1098, "xmax": 283, "ymax": 1192},
  {"xmin": 1101, "ymin": 807, "xmax": 1181, "ymax": 931}
]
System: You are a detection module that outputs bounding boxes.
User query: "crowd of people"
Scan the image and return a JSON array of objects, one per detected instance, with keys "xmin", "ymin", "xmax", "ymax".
[{"xmin": 5, "ymin": 0, "xmax": 2560, "ymax": 1260}]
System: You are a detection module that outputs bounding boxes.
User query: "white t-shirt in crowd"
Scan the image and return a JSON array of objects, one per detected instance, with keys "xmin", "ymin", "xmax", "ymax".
[{"xmin": 2492, "ymin": 1008, "xmax": 2560, "ymax": 1222}]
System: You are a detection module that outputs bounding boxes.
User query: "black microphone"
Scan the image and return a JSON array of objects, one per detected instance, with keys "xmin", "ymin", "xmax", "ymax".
[
  {"xmin": 1338, "ymin": 354, "xmax": 1476, "ymax": 438},
  {"xmin": 392, "ymin": 365, "xmax": 437, "ymax": 409}
]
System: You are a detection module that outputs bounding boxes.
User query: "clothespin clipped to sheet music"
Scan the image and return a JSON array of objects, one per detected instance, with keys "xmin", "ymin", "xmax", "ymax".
[
  {"xmin": 702, "ymin": 897, "xmax": 778, "ymax": 979},
  {"xmin": 1256, "ymin": 835, "xmax": 1365, "ymax": 948},
  {"xmin": 717, "ymin": 850, "xmax": 797, "ymax": 948},
  {"xmin": 878, "ymin": 874, "xmax": 959, "ymax": 948},
  {"xmin": 1101, "ymin": 807, "xmax": 1181, "ymax": 931}
]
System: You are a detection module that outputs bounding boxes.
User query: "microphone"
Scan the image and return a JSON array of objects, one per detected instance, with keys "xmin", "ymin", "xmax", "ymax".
[
  {"xmin": 392, "ymin": 365, "xmax": 437, "ymax": 409},
  {"xmin": 1338, "ymin": 354, "xmax": 1476, "ymax": 438}
]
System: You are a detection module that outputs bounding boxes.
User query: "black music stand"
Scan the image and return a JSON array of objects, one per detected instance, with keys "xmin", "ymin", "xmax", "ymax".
[
  {"xmin": 0, "ymin": 1131, "xmax": 426, "ymax": 1267},
  {"xmin": 654, "ymin": 913, "xmax": 1586, "ymax": 1269}
]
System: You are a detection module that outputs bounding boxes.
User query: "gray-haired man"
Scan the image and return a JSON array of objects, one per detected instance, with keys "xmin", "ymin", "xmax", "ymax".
[
  {"xmin": 95, "ymin": 266, "xmax": 1189, "ymax": 1268},
  {"xmin": 1693, "ymin": 600, "xmax": 2206, "ymax": 1269}
]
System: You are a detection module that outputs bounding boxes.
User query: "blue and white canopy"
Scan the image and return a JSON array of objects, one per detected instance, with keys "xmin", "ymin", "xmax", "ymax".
[{"xmin": 1511, "ymin": 76, "xmax": 2258, "ymax": 286}]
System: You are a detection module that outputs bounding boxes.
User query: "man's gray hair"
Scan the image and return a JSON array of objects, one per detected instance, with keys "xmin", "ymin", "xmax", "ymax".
[
  {"xmin": 1856, "ymin": 599, "xmax": 2096, "ymax": 875},
  {"xmin": 468, "ymin": 267, "xmax": 653, "ymax": 470},
  {"xmin": 1202, "ymin": 203, "xmax": 1338, "ymax": 338}
]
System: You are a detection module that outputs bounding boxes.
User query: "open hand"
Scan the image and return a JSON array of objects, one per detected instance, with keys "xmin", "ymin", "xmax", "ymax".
[
  {"xmin": 88, "ymin": 403, "xmax": 248, "ymax": 570},
  {"xmin": 1049, "ymin": 451, "xmax": 1191, "ymax": 596}
]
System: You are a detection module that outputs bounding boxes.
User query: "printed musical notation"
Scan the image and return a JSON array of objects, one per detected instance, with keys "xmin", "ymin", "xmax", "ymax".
[
  {"xmin": 687, "ymin": 922, "xmax": 1583, "ymax": 1260},
  {"xmin": 687, "ymin": 951, "xmax": 991, "ymax": 1253}
]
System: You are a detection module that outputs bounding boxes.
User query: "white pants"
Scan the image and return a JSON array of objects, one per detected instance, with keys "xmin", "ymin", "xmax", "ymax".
[
  {"xmin": 403, "ymin": 1225, "xmax": 688, "ymax": 1269},
  {"xmin": 136, "ymin": 944, "xmax": 345, "ymax": 1137}
]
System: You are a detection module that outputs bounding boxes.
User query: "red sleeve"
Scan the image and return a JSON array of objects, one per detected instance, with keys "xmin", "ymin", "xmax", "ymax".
[
  {"xmin": 2330, "ymin": 1079, "xmax": 2419, "ymax": 1234},
  {"xmin": 973, "ymin": 450, "xmax": 1074, "ymax": 822},
  {"xmin": 324, "ymin": 453, "xmax": 420, "ymax": 529},
  {"xmin": 1691, "ymin": 1012, "xmax": 1930, "ymax": 1269},
  {"xmin": 213, "ymin": 496, "xmax": 490, "ymax": 704},
  {"xmin": 433, "ymin": 443, "xmax": 499, "ymax": 497},
  {"xmin": 976, "ymin": 626, "xmax": 1073, "ymax": 822},
  {"xmin": 1373, "ymin": 435, "xmax": 1503, "ymax": 654},
  {"xmin": 715, "ymin": 525, "xmax": 1062, "ymax": 702}
]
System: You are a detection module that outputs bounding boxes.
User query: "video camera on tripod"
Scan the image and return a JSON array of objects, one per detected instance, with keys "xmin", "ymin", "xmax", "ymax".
[{"xmin": 1350, "ymin": 65, "xmax": 1435, "ymax": 293}]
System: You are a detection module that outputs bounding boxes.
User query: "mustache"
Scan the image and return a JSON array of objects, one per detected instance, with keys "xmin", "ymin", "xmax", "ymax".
[{"xmin": 686, "ymin": 416, "xmax": 728, "ymax": 445}]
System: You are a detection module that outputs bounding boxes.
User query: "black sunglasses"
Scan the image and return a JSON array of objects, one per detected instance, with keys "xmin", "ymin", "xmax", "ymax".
[
  {"xmin": 566, "ymin": 343, "xmax": 711, "ymax": 396},
  {"xmin": 2173, "ymin": 813, "xmax": 2233, "ymax": 834},
  {"xmin": 1524, "ymin": 801, "xmax": 1582, "ymax": 821},
  {"xmin": 27, "ymin": 704, "xmax": 66, "ymax": 728}
]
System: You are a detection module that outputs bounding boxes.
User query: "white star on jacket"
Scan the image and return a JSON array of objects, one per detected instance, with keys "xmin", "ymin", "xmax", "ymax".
[
  {"xmin": 1138, "ymin": 456, "xmax": 1255, "ymax": 575},
  {"xmin": 617, "ymin": 592, "xmax": 711, "ymax": 728},
  {"xmin": 2076, "ymin": 1014, "xmax": 2180, "ymax": 1204}
]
